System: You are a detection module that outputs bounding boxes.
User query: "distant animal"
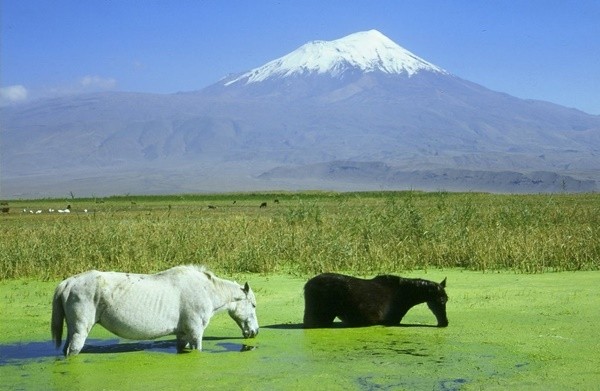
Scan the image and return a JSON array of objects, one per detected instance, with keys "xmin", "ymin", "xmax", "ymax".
[
  {"xmin": 51, "ymin": 265, "xmax": 259, "ymax": 356},
  {"xmin": 58, "ymin": 205, "xmax": 71, "ymax": 213},
  {"xmin": 303, "ymin": 273, "xmax": 448, "ymax": 328},
  {"xmin": 260, "ymin": 202, "xmax": 267, "ymax": 208},
  {"xmin": 208, "ymin": 205, "xmax": 217, "ymax": 209},
  {"xmin": 1, "ymin": 207, "xmax": 9, "ymax": 214},
  {"xmin": 274, "ymin": 199, "xmax": 280, "ymax": 204}
]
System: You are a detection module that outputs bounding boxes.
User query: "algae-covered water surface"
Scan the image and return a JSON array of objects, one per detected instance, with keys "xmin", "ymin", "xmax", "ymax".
[{"xmin": 1, "ymin": 270, "xmax": 599, "ymax": 390}]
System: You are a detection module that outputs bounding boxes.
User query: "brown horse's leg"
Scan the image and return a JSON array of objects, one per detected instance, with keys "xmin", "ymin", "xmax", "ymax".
[{"xmin": 303, "ymin": 306, "xmax": 336, "ymax": 328}]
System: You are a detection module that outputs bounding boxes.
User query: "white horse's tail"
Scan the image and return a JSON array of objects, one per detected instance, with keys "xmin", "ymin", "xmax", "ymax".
[{"xmin": 51, "ymin": 283, "xmax": 66, "ymax": 349}]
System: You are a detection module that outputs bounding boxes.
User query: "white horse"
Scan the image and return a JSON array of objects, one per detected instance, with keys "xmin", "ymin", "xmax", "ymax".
[{"xmin": 51, "ymin": 265, "xmax": 259, "ymax": 356}]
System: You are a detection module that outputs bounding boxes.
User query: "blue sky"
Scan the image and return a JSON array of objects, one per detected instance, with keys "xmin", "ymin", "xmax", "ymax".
[{"xmin": 2, "ymin": 0, "xmax": 599, "ymax": 114}]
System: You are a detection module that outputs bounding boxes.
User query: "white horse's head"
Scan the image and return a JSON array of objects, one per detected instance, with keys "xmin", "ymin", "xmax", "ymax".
[{"xmin": 229, "ymin": 282, "xmax": 259, "ymax": 338}]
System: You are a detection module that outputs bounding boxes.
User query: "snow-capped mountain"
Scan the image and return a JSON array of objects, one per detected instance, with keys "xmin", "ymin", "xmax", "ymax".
[
  {"xmin": 225, "ymin": 30, "xmax": 446, "ymax": 86},
  {"xmin": 2, "ymin": 30, "xmax": 599, "ymax": 197}
]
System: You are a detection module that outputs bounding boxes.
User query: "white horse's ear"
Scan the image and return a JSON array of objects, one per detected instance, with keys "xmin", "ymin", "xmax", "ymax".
[
  {"xmin": 440, "ymin": 278, "xmax": 447, "ymax": 288},
  {"xmin": 243, "ymin": 282, "xmax": 250, "ymax": 293}
]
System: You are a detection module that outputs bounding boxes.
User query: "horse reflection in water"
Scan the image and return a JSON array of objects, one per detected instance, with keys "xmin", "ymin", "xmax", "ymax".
[
  {"xmin": 51, "ymin": 265, "xmax": 259, "ymax": 356},
  {"xmin": 303, "ymin": 273, "xmax": 448, "ymax": 328}
]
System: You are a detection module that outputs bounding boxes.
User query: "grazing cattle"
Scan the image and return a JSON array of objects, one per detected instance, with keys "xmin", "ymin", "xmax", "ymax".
[
  {"xmin": 259, "ymin": 202, "xmax": 267, "ymax": 208},
  {"xmin": 303, "ymin": 273, "xmax": 448, "ymax": 328},
  {"xmin": 51, "ymin": 265, "xmax": 259, "ymax": 356}
]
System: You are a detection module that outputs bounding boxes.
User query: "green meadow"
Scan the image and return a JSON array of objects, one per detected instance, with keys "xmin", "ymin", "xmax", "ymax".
[{"xmin": 1, "ymin": 191, "xmax": 599, "ymax": 389}]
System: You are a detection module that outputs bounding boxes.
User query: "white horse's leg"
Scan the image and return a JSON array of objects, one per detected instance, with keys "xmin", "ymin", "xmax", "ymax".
[
  {"xmin": 188, "ymin": 327, "xmax": 205, "ymax": 351},
  {"xmin": 177, "ymin": 317, "xmax": 207, "ymax": 352},
  {"xmin": 65, "ymin": 329, "xmax": 89, "ymax": 356},
  {"xmin": 63, "ymin": 299, "xmax": 96, "ymax": 356},
  {"xmin": 176, "ymin": 334, "xmax": 188, "ymax": 353}
]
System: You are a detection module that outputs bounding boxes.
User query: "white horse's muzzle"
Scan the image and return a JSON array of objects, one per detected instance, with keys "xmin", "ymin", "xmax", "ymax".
[{"xmin": 243, "ymin": 327, "xmax": 259, "ymax": 338}]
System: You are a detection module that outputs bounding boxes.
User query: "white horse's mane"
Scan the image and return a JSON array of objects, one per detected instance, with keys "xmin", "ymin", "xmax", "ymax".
[
  {"xmin": 187, "ymin": 264, "xmax": 214, "ymax": 278},
  {"xmin": 166, "ymin": 265, "xmax": 243, "ymax": 298},
  {"xmin": 160, "ymin": 264, "xmax": 214, "ymax": 278}
]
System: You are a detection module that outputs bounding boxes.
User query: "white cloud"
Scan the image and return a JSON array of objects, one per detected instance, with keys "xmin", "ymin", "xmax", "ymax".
[
  {"xmin": 79, "ymin": 75, "xmax": 117, "ymax": 90},
  {"xmin": 0, "ymin": 85, "xmax": 28, "ymax": 104},
  {"xmin": 132, "ymin": 60, "xmax": 146, "ymax": 71},
  {"xmin": 1, "ymin": 76, "xmax": 117, "ymax": 105}
]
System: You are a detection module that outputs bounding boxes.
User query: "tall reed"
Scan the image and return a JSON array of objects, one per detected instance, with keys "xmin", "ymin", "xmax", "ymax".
[{"xmin": 1, "ymin": 192, "xmax": 598, "ymax": 280}]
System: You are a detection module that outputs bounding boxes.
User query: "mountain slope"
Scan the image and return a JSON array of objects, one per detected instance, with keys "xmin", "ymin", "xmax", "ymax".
[{"xmin": 1, "ymin": 30, "xmax": 599, "ymax": 197}]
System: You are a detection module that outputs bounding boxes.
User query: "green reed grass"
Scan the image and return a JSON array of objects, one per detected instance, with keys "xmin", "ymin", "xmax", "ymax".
[{"xmin": 1, "ymin": 191, "xmax": 598, "ymax": 280}]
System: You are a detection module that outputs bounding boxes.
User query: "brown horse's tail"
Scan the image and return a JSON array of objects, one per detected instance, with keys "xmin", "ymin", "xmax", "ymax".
[{"xmin": 51, "ymin": 283, "xmax": 66, "ymax": 349}]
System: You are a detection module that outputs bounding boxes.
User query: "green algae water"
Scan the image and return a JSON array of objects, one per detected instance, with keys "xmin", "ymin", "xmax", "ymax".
[{"xmin": 1, "ymin": 270, "xmax": 599, "ymax": 390}]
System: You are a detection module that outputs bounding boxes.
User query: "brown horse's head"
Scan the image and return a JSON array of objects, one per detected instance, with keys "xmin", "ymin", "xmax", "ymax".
[{"xmin": 426, "ymin": 278, "xmax": 449, "ymax": 327}]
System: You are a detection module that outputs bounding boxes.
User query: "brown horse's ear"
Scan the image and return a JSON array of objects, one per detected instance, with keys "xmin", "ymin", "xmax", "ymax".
[
  {"xmin": 243, "ymin": 282, "xmax": 250, "ymax": 293},
  {"xmin": 440, "ymin": 278, "xmax": 447, "ymax": 288}
]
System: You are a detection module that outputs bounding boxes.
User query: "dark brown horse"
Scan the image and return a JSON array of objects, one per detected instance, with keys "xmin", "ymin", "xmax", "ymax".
[{"xmin": 303, "ymin": 273, "xmax": 448, "ymax": 328}]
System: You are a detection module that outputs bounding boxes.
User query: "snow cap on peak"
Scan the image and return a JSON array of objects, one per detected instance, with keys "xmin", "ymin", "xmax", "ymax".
[{"xmin": 225, "ymin": 29, "xmax": 446, "ymax": 86}]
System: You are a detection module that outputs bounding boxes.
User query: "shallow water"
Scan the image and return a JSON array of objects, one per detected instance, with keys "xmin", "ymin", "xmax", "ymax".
[
  {"xmin": 2, "ymin": 271, "xmax": 599, "ymax": 390},
  {"xmin": 0, "ymin": 338, "xmax": 258, "ymax": 364},
  {"xmin": 0, "ymin": 323, "xmax": 530, "ymax": 390}
]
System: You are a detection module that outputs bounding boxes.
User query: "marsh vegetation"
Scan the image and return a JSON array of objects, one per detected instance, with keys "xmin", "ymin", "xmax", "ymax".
[{"xmin": 1, "ymin": 191, "xmax": 598, "ymax": 280}]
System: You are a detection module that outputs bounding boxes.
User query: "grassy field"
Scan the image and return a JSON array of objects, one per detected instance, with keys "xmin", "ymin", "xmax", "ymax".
[{"xmin": 1, "ymin": 191, "xmax": 599, "ymax": 280}]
